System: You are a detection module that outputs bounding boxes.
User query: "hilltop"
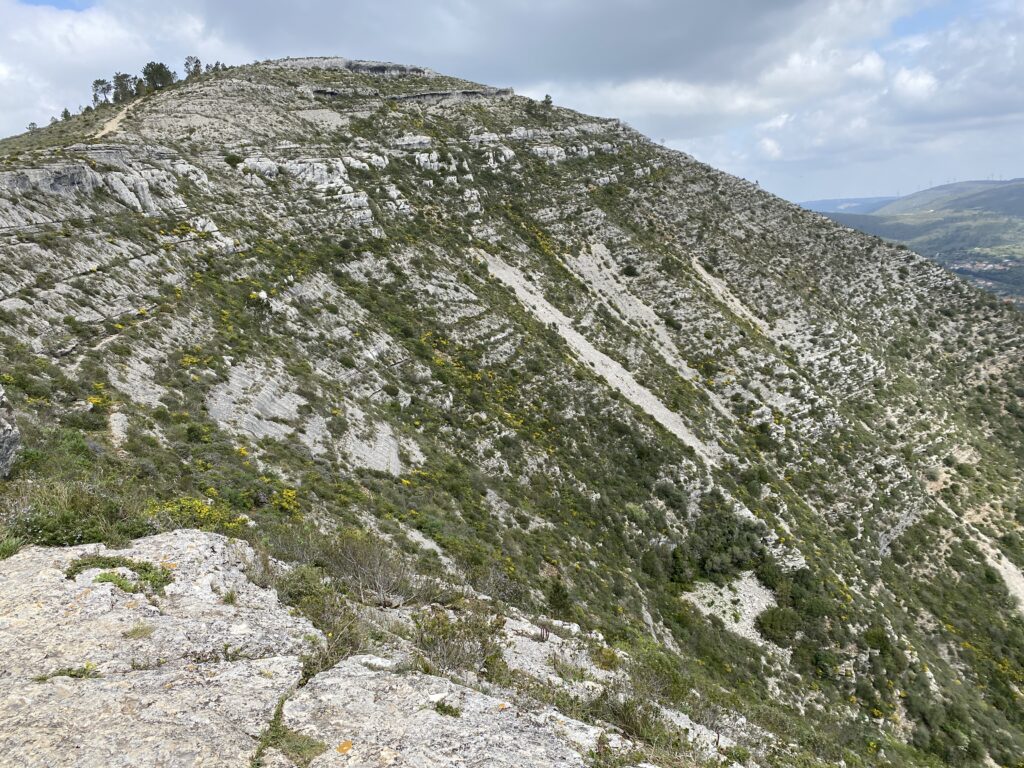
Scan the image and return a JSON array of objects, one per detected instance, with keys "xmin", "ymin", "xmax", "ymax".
[{"xmin": 1, "ymin": 57, "xmax": 1023, "ymax": 767}]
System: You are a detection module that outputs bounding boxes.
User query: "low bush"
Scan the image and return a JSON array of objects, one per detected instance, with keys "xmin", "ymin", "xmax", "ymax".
[
  {"xmin": 65, "ymin": 554, "xmax": 174, "ymax": 594},
  {"xmin": 147, "ymin": 496, "xmax": 248, "ymax": 534},
  {"xmin": 413, "ymin": 607, "xmax": 505, "ymax": 678},
  {"xmin": 755, "ymin": 606, "xmax": 801, "ymax": 647},
  {"xmin": 273, "ymin": 564, "xmax": 365, "ymax": 681},
  {"xmin": 669, "ymin": 491, "xmax": 766, "ymax": 585},
  {"xmin": 324, "ymin": 528, "xmax": 425, "ymax": 607},
  {"xmin": 588, "ymin": 688, "xmax": 672, "ymax": 746}
]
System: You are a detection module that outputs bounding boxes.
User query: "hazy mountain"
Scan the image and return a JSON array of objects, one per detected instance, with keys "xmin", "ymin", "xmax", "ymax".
[
  {"xmin": 1, "ymin": 58, "xmax": 1023, "ymax": 768},
  {"xmin": 816, "ymin": 180, "xmax": 1024, "ymax": 304},
  {"xmin": 799, "ymin": 196, "xmax": 898, "ymax": 215},
  {"xmin": 872, "ymin": 180, "xmax": 1024, "ymax": 217}
]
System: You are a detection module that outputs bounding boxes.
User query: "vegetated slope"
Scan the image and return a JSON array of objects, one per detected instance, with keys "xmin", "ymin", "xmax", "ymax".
[
  {"xmin": 872, "ymin": 181, "xmax": 1018, "ymax": 216},
  {"xmin": 821, "ymin": 179, "xmax": 1024, "ymax": 304},
  {"xmin": 0, "ymin": 57, "xmax": 1023, "ymax": 767}
]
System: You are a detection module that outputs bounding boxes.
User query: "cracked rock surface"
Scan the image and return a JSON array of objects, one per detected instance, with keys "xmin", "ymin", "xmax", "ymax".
[
  {"xmin": 282, "ymin": 655, "xmax": 591, "ymax": 768},
  {"xmin": 0, "ymin": 530, "xmax": 316, "ymax": 767}
]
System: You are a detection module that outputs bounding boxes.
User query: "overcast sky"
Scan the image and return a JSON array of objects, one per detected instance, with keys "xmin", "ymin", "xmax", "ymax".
[{"xmin": 1, "ymin": 0, "xmax": 1020, "ymax": 201}]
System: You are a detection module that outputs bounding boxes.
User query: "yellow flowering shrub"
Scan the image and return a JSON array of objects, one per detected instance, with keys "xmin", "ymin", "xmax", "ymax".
[{"xmin": 148, "ymin": 497, "xmax": 247, "ymax": 534}]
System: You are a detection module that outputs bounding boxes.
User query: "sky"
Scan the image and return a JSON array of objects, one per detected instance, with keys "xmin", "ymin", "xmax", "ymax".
[{"xmin": 0, "ymin": 0, "xmax": 1021, "ymax": 201}]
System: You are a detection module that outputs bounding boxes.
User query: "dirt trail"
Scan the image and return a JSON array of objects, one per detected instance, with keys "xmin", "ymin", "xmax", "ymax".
[
  {"xmin": 93, "ymin": 103, "xmax": 134, "ymax": 139},
  {"xmin": 481, "ymin": 250, "xmax": 721, "ymax": 467}
]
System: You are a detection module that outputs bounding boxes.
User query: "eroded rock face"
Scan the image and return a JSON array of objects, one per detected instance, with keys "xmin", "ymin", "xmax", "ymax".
[
  {"xmin": 6, "ymin": 658, "xmax": 299, "ymax": 767},
  {"xmin": 0, "ymin": 530, "xmax": 318, "ymax": 767},
  {"xmin": 0, "ymin": 385, "xmax": 19, "ymax": 478},
  {"xmin": 283, "ymin": 656, "xmax": 590, "ymax": 768}
]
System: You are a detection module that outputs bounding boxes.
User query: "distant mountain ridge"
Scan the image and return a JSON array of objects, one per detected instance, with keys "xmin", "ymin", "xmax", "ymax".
[
  {"xmin": 800, "ymin": 195, "xmax": 898, "ymax": 215},
  {"xmin": 805, "ymin": 179, "xmax": 1024, "ymax": 303}
]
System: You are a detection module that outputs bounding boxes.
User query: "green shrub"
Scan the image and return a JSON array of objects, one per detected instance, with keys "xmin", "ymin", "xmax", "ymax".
[
  {"xmin": 320, "ymin": 528, "xmax": 424, "ymax": 607},
  {"xmin": 863, "ymin": 623, "xmax": 890, "ymax": 651},
  {"xmin": 547, "ymin": 578, "xmax": 573, "ymax": 619},
  {"xmin": 413, "ymin": 608, "xmax": 504, "ymax": 677},
  {"xmin": 589, "ymin": 690, "xmax": 670, "ymax": 746},
  {"xmin": 434, "ymin": 700, "xmax": 462, "ymax": 717},
  {"xmin": 755, "ymin": 606, "xmax": 801, "ymax": 647},
  {"xmin": 271, "ymin": 563, "xmax": 365, "ymax": 681},
  {"xmin": 590, "ymin": 644, "xmax": 621, "ymax": 671},
  {"xmin": 123, "ymin": 622, "xmax": 155, "ymax": 639},
  {"xmin": 94, "ymin": 571, "xmax": 139, "ymax": 593},
  {"xmin": 670, "ymin": 491, "xmax": 765, "ymax": 585},
  {"xmin": 0, "ymin": 535, "xmax": 23, "ymax": 560},
  {"xmin": 251, "ymin": 698, "xmax": 327, "ymax": 767},
  {"xmin": 33, "ymin": 662, "xmax": 100, "ymax": 682}
]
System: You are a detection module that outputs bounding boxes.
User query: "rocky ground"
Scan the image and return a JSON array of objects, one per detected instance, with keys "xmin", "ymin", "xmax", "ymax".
[{"xmin": 0, "ymin": 530, "xmax": 732, "ymax": 767}]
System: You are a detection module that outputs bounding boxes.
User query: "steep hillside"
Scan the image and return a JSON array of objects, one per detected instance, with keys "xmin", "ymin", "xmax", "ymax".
[
  {"xmin": 820, "ymin": 180, "xmax": 1024, "ymax": 303},
  {"xmin": 1, "ymin": 57, "xmax": 1023, "ymax": 768}
]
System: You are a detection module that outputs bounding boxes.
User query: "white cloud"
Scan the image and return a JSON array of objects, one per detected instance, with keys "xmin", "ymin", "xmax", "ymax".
[
  {"xmin": 760, "ymin": 46, "xmax": 844, "ymax": 93},
  {"xmin": 759, "ymin": 113, "xmax": 792, "ymax": 130},
  {"xmin": 848, "ymin": 51, "xmax": 886, "ymax": 80},
  {"xmin": 885, "ymin": 33, "xmax": 931, "ymax": 54},
  {"xmin": 759, "ymin": 137, "xmax": 783, "ymax": 159},
  {"xmin": 891, "ymin": 66, "xmax": 938, "ymax": 101}
]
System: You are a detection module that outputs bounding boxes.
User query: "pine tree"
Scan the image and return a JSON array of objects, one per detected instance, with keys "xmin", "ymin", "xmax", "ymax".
[
  {"xmin": 91, "ymin": 78, "xmax": 112, "ymax": 105},
  {"xmin": 112, "ymin": 72, "xmax": 135, "ymax": 103},
  {"xmin": 184, "ymin": 56, "xmax": 202, "ymax": 80},
  {"xmin": 141, "ymin": 62, "xmax": 177, "ymax": 90}
]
